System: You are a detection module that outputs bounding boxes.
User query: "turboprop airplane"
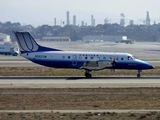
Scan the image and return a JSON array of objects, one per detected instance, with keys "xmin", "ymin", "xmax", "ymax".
[{"xmin": 14, "ymin": 31, "xmax": 154, "ymax": 78}]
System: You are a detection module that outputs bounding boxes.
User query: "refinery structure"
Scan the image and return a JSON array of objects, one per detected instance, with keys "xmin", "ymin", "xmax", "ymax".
[
  {"xmin": 53, "ymin": 11, "xmax": 152, "ymax": 27},
  {"xmin": 0, "ymin": 11, "xmax": 153, "ymax": 53}
]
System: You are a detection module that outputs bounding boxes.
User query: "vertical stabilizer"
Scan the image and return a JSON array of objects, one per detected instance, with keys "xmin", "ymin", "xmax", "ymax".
[{"xmin": 14, "ymin": 31, "xmax": 61, "ymax": 54}]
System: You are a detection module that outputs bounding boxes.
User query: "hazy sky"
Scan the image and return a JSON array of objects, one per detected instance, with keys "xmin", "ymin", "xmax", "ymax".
[{"xmin": 1, "ymin": 0, "xmax": 160, "ymax": 26}]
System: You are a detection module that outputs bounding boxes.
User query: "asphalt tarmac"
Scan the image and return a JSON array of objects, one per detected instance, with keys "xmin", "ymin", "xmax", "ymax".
[{"xmin": 0, "ymin": 76, "xmax": 160, "ymax": 88}]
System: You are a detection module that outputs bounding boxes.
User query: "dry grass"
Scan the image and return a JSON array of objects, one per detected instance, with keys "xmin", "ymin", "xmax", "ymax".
[
  {"xmin": 0, "ymin": 88, "xmax": 160, "ymax": 119},
  {"xmin": 0, "ymin": 88, "xmax": 160, "ymax": 110},
  {"xmin": 0, "ymin": 112, "xmax": 160, "ymax": 120},
  {"xmin": 0, "ymin": 87, "xmax": 159, "ymax": 112},
  {"xmin": 1, "ymin": 94, "xmax": 160, "ymax": 110},
  {"xmin": 0, "ymin": 66, "xmax": 159, "ymax": 76}
]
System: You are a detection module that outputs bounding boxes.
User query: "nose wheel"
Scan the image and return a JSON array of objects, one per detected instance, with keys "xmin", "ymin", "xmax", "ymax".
[
  {"xmin": 137, "ymin": 70, "xmax": 142, "ymax": 78},
  {"xmin": 85, "ymin": 70, "xmax": 92, "ymax": 78},
  {"xmin": 137, "ymin": 73, "xmax": 141, "ymax": 78}
]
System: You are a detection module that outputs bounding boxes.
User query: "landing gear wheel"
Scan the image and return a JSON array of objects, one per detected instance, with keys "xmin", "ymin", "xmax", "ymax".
[
  {"xmin": 85, "ymin": 73, "xmax": 92, "ymax": 78},
  {"xmin": 85, "ymin": 70, "xmax": 92, "ymax": 78},
  {"xmin": 137, "ymin": 74, "xmax": 141, "ymax": 78},
  {"xmin": 137, "ymin": 70, "xmax": 142, "ymax": 78}
]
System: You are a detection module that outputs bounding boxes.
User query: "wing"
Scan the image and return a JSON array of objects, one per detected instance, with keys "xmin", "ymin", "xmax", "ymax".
[{"xmin": 80, "ymin": 60, "xmax": 113, "ymax": 70}]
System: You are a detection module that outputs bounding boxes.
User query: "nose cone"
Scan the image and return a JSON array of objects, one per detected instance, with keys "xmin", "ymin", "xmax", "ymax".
[
  {"xmin": 136, "ymin": 59, "xmax": 155, "ymax": 70},
  {"xmin": 142, "ymin": 62, "xmax": 154, "ymax": 69},
  {"xmin": 149, "ymin": 65, "xmax": 155, "ymax": 69}
]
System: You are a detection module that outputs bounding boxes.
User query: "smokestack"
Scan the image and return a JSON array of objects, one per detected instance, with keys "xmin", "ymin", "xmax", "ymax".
[{"xmin": 54, "ymin": 18, "xmax": 56, "ymax": 26}]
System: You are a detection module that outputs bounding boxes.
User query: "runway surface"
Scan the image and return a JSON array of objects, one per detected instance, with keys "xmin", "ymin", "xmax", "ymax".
[
  {"xmin": 0, "ymin": 109, "xmax": 160, "ymax": 113},
  {"xmin": 0, "ymin": 76, "xmax": 160, "ymax": 88}
]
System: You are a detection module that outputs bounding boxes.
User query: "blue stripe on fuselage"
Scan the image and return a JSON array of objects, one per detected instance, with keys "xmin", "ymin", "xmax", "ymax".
[
  {"xmin": 30, "ymin": 59, "xmax": 85, "ymax": 68},
  {"xmin": 115, "ymin": 60, "xmax": 153, "ymax": 70},
  {"xmin": 29, "ymin": 58, "xmax": 153, "ymax": 70}
]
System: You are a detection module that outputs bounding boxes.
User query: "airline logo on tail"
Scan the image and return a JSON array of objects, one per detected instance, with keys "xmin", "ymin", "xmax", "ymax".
[
  {"xmin": 14, "ymin": 32, "xmax": 39, "ymax": 53},
  {"xmin": 14, "ymin": 31, "xmax": 61, "ymax": 54}
]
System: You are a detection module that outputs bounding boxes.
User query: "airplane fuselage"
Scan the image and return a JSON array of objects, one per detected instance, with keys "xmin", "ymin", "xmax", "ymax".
[{"xmin": 22, "ymin": 51, "xmax": 153, "ymax": 70}]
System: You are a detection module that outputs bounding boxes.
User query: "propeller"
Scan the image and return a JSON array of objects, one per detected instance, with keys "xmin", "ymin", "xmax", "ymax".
[
  {"xmin": 111, "ymin": 60, "xmax": 117, "ymax": 72},
  {"xmin": 111, "ymin": 53, "xmax": 118, "ymax": 72}
]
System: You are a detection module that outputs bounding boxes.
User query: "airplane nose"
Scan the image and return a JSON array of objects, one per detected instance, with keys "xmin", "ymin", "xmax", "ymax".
[
  {"xmin": 146, "ymin": 64, "xmax": 154, "ymax": 69},
  {"xmin": 150, "ymin": 65, "xmax": 155, "ymax": 69},
  {"xmin": 141, "ymin": 62, "xmax": 155, "ymax": 69}
]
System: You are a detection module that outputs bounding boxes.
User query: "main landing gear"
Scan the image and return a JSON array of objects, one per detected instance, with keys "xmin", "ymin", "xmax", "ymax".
[
  {"xmin": 137, "ymin": 70, "xmax": 142, "ymax": 78},
  {"xmin": 85, "ymin": 69, "xmax": 142, "ymax": 78},
  {"xmin": 85, "ymin": 70, "xmax": 92, "ymax": 78}
]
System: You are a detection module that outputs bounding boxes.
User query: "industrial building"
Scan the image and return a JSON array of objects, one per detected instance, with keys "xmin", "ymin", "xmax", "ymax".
[
  {"xmin": 82, "ymin": 35, "xmax": 122, "ymax": 42},
  {"xmin": 0, "ymin": 33, "xmax": 11, "ymax": 42},
  {"xmin": 83, "ymin": 35, "xmax": 134, "ymax": 44},
  {"xmin": 41, "ymin": 37, "xmax": 71, "ymax": 42}
]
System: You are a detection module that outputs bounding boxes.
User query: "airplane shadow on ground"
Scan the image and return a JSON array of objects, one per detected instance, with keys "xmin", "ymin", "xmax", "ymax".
[
  {"xmin": 66, "ymin": 76, "xmax": 160, "ymax": 80},
  {"xmin": 0, "ymin": 76, "xmax": 159, "ymax": 80}
]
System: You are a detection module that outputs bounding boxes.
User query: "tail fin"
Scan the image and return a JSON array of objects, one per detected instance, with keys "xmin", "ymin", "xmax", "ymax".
[{"xmin": 13, "ymin": 31, "xmax": 61, "ymax": 54}]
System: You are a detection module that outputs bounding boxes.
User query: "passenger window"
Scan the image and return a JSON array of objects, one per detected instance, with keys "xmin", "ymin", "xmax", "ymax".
[
  {"xmin": 91, "ymin": 57, "xmax": 94, "ymax": 59},
  {"xmin": 68, "ymin": 56, "xmax": 70, "ymax": 59},
  {"xmin": 63, "ymin": 56, "xmax": 65, "ymax": 59},
  {"xmin": 121, "ymin": 58, "xmax": 123, "ymax": 60},
  {"xmin": 85, "ymin": 57, "xmax": 88, "ymax": 59}
]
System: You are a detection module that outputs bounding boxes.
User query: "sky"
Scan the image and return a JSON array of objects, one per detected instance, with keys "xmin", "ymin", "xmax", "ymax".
[{"xmin": 1, "ymin": 0, "xmax": 160, "ymax": 27}]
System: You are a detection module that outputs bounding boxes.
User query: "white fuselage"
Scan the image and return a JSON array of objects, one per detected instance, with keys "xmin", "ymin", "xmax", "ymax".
[{"xmin": 21, "ymin": 51, "xmax": 152, "ymax": 70}]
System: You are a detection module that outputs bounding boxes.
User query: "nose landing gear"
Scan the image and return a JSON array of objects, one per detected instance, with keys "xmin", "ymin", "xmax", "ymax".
[{"xmin": 137, "ymin": 70, "xmax": 142, "ymax": 78}]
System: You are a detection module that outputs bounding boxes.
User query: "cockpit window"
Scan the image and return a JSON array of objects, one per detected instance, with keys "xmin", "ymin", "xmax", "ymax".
[
  {"xmin": 128, "ymin": 56, "xmax": 133, "ymax": 60},
  {"xmin": 132, "ymin": 56, "xmax": 137, "ymax": 59},
  {"xmin": 128, "ymin": 56, "xmax": 137, "ymax": 60}
]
